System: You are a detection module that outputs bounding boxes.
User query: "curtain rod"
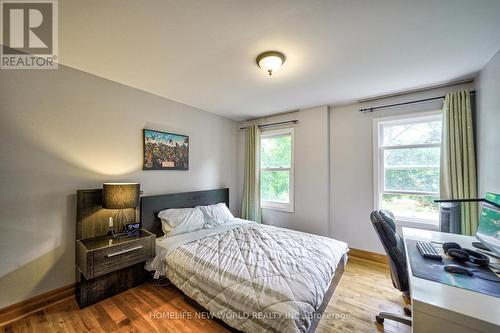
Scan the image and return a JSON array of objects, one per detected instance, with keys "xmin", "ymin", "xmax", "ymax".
[
  {"xmin": 239, "ymin": 120, "xmax": 298, "ymax": 130},
  {"xmin": 358, "ymin": 90, "xmax": 476, "ymax": 113},
  {"xmin": 358, "ymin": 79, "xmax": 474, "ymax": 103}
]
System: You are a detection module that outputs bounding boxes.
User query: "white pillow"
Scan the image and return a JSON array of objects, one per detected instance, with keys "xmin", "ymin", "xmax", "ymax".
[
  {"xmin": 157, "ymin": 207, "xmax": 204, "ymax": 237},
  {"xmin": 197, "ymin": 203, "xmax": 234, "ymax": 228}
]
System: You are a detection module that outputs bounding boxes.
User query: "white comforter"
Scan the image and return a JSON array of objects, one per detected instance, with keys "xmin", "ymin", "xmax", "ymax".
[{"xmin": 146, "ymin": 219, "xmax": 349, "ymax": 333}]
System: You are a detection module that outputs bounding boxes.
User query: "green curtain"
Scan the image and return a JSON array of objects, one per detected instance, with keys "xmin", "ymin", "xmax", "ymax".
[
  {"xmin": 241, "ymin": 125, "xmax": 261, "ymax": 222},
  {"xmin": 440, "ymin": 90, "xmax": 478, "ymax": 235}
]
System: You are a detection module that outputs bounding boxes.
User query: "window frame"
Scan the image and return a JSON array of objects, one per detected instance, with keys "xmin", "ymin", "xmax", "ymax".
[
  {"xmin": 260, "ymin": 127, "xmax": 295, "ymax": 213},
  {"xmin": 373, "ymin": 110, "xmax": 442, "ymax": 228}
]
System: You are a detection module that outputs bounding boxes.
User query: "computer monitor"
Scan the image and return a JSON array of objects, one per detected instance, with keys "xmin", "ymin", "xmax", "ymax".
[{"xmin": 476, "ymin": 192, "xmax": 500, "ymax": 256}]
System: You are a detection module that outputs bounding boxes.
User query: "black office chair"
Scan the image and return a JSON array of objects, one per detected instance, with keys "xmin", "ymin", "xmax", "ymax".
[{"xmin": 370, "ymin": 210, "xmax": 412, "ymax": 326}]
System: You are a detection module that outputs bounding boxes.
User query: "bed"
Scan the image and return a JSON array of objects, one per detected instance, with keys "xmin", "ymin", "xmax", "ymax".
[{"xmin": 141, "ymin": 188, "xmax": 349, "ymax": 333}]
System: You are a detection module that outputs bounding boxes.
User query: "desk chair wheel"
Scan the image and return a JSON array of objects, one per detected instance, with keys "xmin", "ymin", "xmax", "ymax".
[{"xmin": 375, "ymin": 312, "xmax": 412, "ymax": 326}]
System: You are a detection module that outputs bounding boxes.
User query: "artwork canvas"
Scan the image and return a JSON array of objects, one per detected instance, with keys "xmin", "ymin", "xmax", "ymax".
[{"xmin": 143, "ymin": 129, "xmax": 189, "ymax": 170}]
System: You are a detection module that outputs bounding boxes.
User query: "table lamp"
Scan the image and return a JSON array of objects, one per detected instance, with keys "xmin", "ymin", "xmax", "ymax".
[{"xmin": 102, "ymin": 183, "xmax": 140, "ymax": 237}]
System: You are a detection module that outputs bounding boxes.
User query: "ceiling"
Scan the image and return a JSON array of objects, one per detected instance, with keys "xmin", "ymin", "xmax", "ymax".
[{"xmin": 59, "ymin": 0, "xmax": 500, "ymax": 121}]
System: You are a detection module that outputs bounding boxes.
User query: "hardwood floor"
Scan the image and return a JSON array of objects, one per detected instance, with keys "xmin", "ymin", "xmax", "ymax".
[
  {"xmin": 1, "ymin": 258, "xmax": 410, "ymax": 333},
  {"xmin": 316, "ymin": 257, "xmax": 410, "ymax": 333}
]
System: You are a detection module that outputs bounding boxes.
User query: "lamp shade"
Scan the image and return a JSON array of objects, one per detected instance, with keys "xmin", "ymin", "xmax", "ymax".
[{"xmin": 102, "ymin": 183, "xmax": 140, "ymax": 209}]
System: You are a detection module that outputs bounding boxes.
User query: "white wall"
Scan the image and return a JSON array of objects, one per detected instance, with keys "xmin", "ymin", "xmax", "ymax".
[
  {"xmin": 476, "ymin": 48, "xmax": 500, "ymax": 195},
  {"xmin": 237, "ymin": 82, "xmax": 477, "ymax": 255},
  {"xmin": 238, "ymin": 106, "xmax": 331, "ymax": 236},
  {"xmin": 0, "ymin": 65, "xmax": 239, "ymax": 308},
  {"xmin": 329, "ymin": 83, "xmax": 474, "ymax": 253},
  {"xmin": 2, "ymin": 55, "xmax": 496, "ymax": 310}
]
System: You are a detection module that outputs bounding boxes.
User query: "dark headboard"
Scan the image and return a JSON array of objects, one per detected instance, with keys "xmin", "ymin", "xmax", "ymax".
[{"xmin": 140, "ymin": 188, "xmax": 229, "ymax": 237}]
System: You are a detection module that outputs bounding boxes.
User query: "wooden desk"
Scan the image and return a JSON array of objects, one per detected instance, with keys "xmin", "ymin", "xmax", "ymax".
[{"xmin": 403, "ymin": 228, "xmax": 500, "ymax": 333}]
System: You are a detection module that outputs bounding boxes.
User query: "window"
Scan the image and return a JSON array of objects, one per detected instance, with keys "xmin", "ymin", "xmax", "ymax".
[
  {"xmin": 260, "ymin": 128, "xmax": 294, "ymax": 212},
  {"xmin": 374, "ymin": 112, "xmax": 442, "ymax": 225}
]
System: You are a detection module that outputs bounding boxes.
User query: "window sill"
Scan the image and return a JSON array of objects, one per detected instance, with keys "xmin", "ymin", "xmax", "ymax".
[
  {"xmin": 395, "ymin": 218, "xmax": 440, "ymax": 231},
  {"xmin": 261, "ymin": 203, "xmax": 294, "ymax": 213}
]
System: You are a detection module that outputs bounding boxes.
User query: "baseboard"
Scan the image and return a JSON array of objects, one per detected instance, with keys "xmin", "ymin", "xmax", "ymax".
[
  {"xmin": 0, "ymin": 283, "xmax": 75, "ymax": 326},
  {"xmin": 349, "ymin": 247, "xmax": 388, "ymax": 264}
]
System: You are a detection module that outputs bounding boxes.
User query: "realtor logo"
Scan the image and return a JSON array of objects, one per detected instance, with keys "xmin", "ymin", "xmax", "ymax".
[{"xmin": 1, "ymin": 0, "xmax": 58, "ymax": 69}]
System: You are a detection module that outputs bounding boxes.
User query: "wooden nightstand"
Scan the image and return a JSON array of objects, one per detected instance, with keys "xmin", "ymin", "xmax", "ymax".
[{"xmin": 75, "ymin": 229, "xmax": 155, "ymax": 308}]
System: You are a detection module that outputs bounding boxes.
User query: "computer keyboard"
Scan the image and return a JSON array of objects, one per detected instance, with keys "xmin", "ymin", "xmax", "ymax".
[{"xmin": 417, "ymin": 241, "xmax": 442, "ymax": 260}]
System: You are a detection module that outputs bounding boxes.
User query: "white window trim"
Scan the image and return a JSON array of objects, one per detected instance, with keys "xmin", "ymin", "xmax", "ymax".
[
  {"xmin": 373, "ymin": 110, "xmax": 442, "ymax": 228},
  {"xmin": 261, "ymin": 127, "xmax": 295, "ymax": 213}
]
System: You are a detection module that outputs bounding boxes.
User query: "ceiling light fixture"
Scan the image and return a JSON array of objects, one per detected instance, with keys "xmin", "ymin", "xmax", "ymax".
[{"xmin": 256, "ymin": 51, "xmax": 286, "ymax": 76}]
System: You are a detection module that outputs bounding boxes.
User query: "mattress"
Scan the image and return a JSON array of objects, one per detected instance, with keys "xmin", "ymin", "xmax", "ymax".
[{"xmin": 146, "ymin": 219, "xmax": 349, "ymax": 333}]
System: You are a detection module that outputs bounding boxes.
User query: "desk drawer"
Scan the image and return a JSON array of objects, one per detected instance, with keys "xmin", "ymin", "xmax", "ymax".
[{"xmin": 92, "ymin": 237, "xmax": 153, "ymax": 278}]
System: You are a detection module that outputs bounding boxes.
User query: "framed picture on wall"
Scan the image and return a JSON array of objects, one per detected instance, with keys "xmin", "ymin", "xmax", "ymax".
[{"xmin": 143, "ymin": 129, "xmax": 189, "ymax": 170}]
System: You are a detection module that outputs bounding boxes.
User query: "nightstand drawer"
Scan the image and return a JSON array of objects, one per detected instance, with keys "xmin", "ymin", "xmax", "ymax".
[
  {"xmin": 77, "ymin": 230, "xmax": 156, "ymax": 280},
  {"xmin": 92, "ymin": 237, "xmax": 153, "ymax": 278}
]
